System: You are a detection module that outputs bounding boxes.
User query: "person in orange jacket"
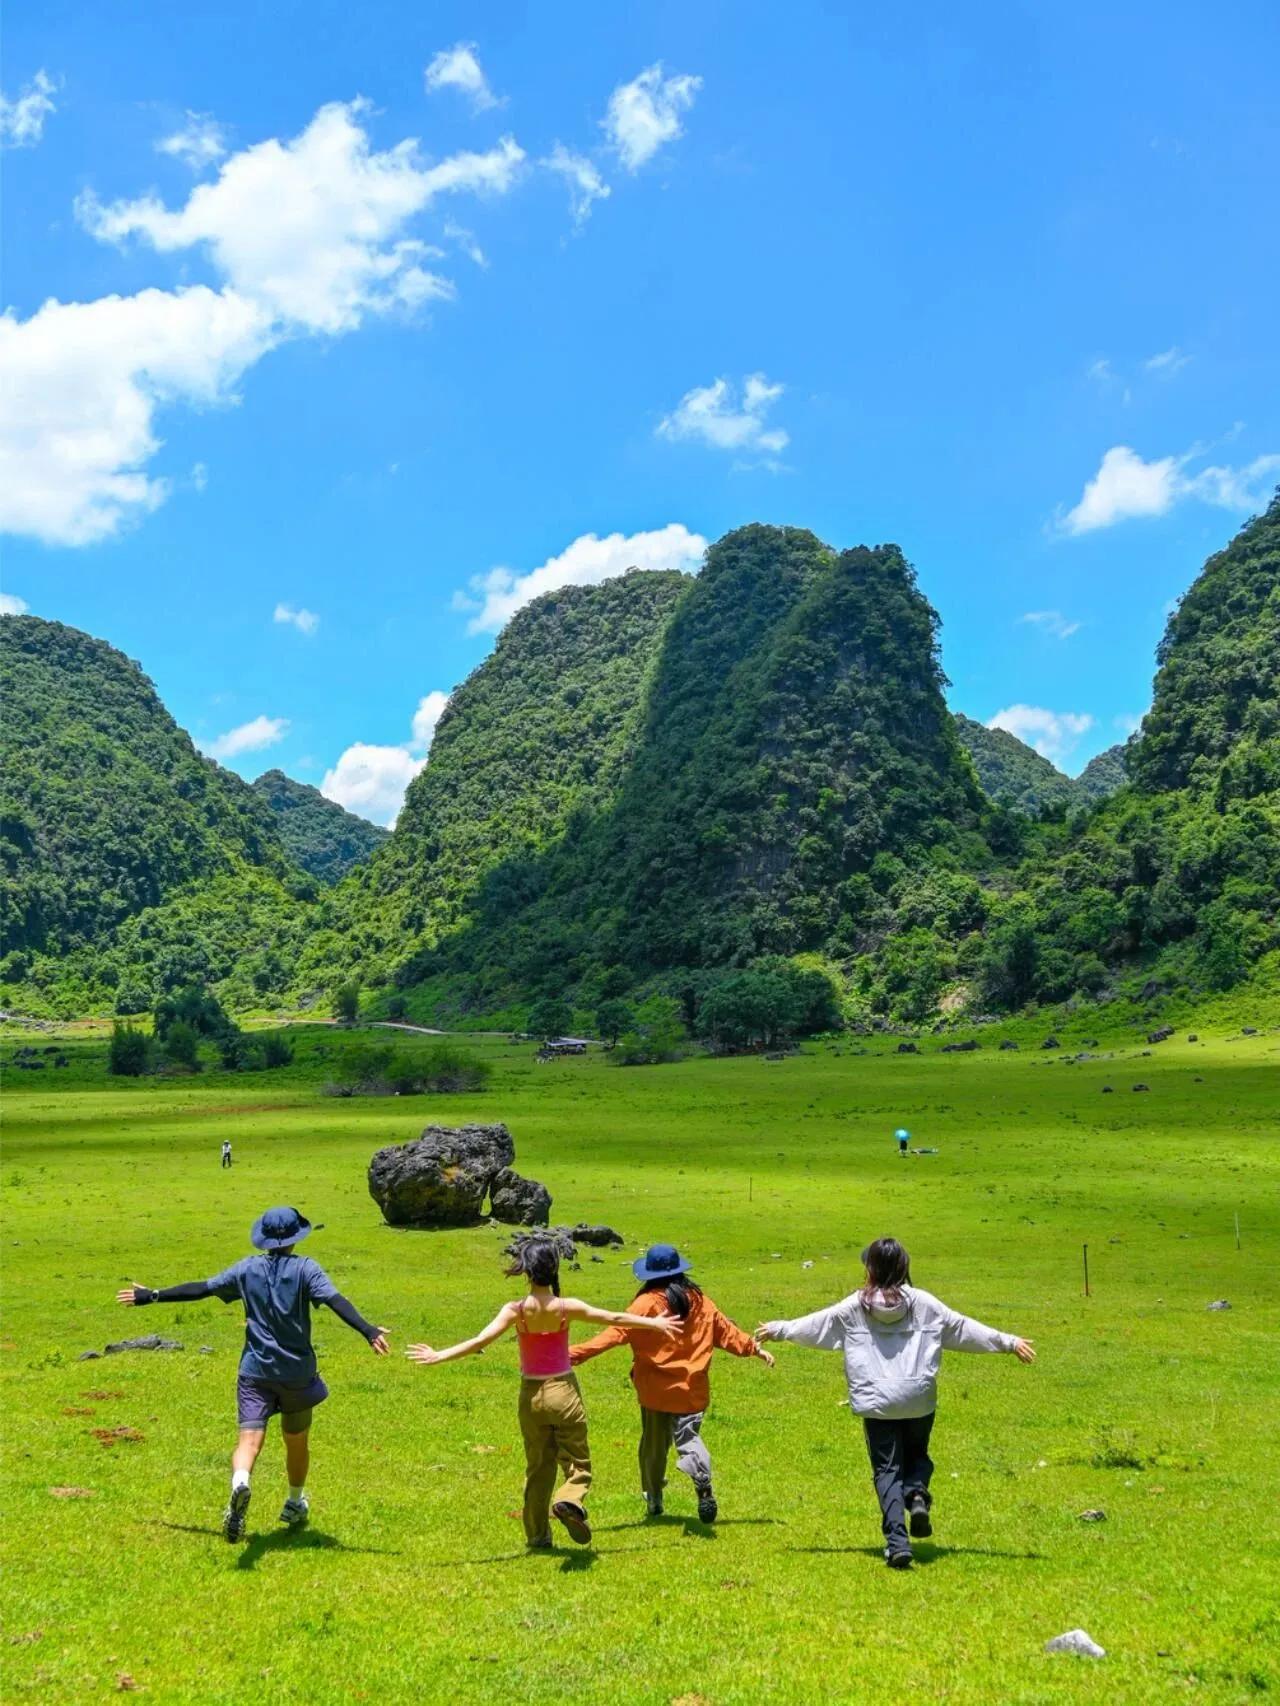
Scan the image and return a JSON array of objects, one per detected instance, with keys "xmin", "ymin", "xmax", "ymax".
[{"xmin": 570, "ymin": 1243, "xmax": 773, "ymax": 1523}]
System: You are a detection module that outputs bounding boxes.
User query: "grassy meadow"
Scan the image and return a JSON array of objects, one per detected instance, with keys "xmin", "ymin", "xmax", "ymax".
[{"xmin": 2, "ymin": 1022, "xmax": 1278, "ymax": 1704}]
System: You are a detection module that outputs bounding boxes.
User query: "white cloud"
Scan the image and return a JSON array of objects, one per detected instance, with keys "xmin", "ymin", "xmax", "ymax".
[
  {"xmin": 657, "ymin": 373, "xmax": 789, "ymax": 461},
  {"xmin": 156, "ymin": 112, "xmax": 227, "ymax": 171},
  {"xmin": 0, "ymin": 592, "xmax": 29, "ymax": 615},
  {"xmin": 1, "ymin": 70, "xmax": 56, "ymax": 148},
  {"xmin": 1060, "ymin": 444, "xmax": 1280, "ymax": 534},
  {"xmin": 3, "ymin": 101, "xmax": 529, "ymax": 547},
  {"xmin": 1145, "ymin": 346, "xmax": 1190, "ymax": 375},
  {"xmin": 1019, "ymin": 609, "xmax": 1081, "ymax": 640},
  {"xmin": 321, "ymin": 690, "xmax": 449, "ymax": 825},
  {"xmin": 1114, "ymin": 711, "xmax": 1145, "ymax": 737},
  {"xmin": 603, "ymin": 63, "xmax": 701, "ymax": 172},
  {"xmin": 78, "ymin": 101, "xmax": 522, "ymax": 333},
  {"xmin": 988, "ymin": 705, "xmax": 1094, "ymax": 766},
  {"xmin": 0, "ymin": 286, "xmax": 274, "ymax": 546},
  {"xmin": 191, "ymin": 461, "xmax": 208, "ymax": 491},
  {"xmin": 424, "ymin": 42, "xmax": 502, "ymax": 112},
  {"xmin": 201, "ymin": 714, "xmax": 291, "ymax": 760},
  {"xmin": 443, "ymin": 218, "xmax": 486, "ymax": 266},
  {"xmin": 458, "ymin": 522, "xmax": 707, "ymax": 635},
  {"xmin": 274, "ymin": 602, "xmax": 319, "ymax": 636},
  {"xmin": 542, "ymin": 144, "xmax": 611, "ymax": 226},
  {"xmin": 1085, "ymin": 357, "xmax": 1113, "ymax": 386}
]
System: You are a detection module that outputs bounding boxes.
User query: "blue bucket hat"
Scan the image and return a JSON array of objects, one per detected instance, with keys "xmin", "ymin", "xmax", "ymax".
[
  {"xmin": 251, "ymin": 1205, "xmax": 313, "ymax": 1251},
  {"xmin": 632, "ymin": 1242, "xmax": 692, "ymax": 1283}
]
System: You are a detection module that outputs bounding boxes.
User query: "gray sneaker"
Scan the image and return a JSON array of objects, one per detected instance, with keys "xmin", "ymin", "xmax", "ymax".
[
  {"xmin": 279, "ymin": 1495, "xmax": 309, "ymax": 1529},
  {"xmin": 222, "ymin": 1483, "xmax": 251, "ymax": 1543}
]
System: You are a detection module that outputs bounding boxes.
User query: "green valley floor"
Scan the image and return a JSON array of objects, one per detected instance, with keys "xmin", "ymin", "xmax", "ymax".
[{"xmin": 2, "ymin": 1026, "xmax": 1277, "ymax": 1704}]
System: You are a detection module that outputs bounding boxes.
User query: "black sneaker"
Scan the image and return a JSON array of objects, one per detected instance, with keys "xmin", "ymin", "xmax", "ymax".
[
  {"xmin": 552, "ymin": 1500, "xmax": 592, "ymax": 1546},
  {"xmin": 886, "ymin": 1548, "xmax": 913, "ymax": 1570},
  {"xmin": 643, "ymin": 1493, "xmax": 664, "ymax": 1519},
  {"xmin": 696, "ymin": 1482, "xmax": 718, "ymax": 1524},
  {"xmin": 222, "ymin": 1483, "xmax": 251, "ymax": 1543},
  {"xmin": 907, "ymin": 1493, "xmax": 932, "ymax": 1538}
]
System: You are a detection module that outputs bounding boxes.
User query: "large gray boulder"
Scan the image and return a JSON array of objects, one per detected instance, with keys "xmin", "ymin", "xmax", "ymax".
[
  {"xmin": 489, "ymin": 1167, "xmax": 552, "ymax": 1227},
  {"xmin": 368, "ymin": 1124, "xmax": 515, "ymax": 1227}
]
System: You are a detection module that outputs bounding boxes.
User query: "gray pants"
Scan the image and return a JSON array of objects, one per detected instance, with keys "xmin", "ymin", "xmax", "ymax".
[{"xmin": 639, "ymin": 1406, "xmax": 712, "ymax": 1497}]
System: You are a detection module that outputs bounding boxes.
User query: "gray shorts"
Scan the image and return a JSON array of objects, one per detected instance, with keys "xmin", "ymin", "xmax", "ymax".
[{"xmin": 236, "ymin": 1373, "xmax": 328, "ymax": 1432}]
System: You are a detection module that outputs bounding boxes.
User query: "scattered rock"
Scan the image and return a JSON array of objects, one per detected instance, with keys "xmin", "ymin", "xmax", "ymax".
[
  {"xmin": 999, "ymin": 1040, "xmax": 1019, "ymax": 1051},
  {"xmin": 198, "ymin": 1345, "xmax": 214, "ymax": 1355},
  {"xmin": 488, "ymin": 1167, "xmax": 552, "ymax": 1227},
  {"xmin": 567, "ymin": 1223, "xmax": 624, "ymax": 1248},
  {"xmin": 1242, "ymin": 1026, "xmax": 1258, "ymax": 1036},
  {"xmin": 802, "ymin": 1260, "xmax": 814, "ymax": 1269},
  {"xmin": 895, "ymin": 1042, "xmax": 918, "ymax": 1055},
  {"xmin": 103, "ymin": 1335, "xmax": 183, "ymax": 1355},
  {"xmin": 368, "ymin": 1124, "xmax": 515, "ymax": 1227},
  {"xmin": 1083, "ymin": 1039, "xmax": 1099, "ymax": 1048},
  {"xmin": 1147, "ymin": 1027, "xmax": 1174, "ymax": 1044},
  {"xmin": 1132, "ymin": 1084, "xmax": 1150, "ymax": 1093},
  {"xmin": 941, "ymin": 1039, "xmax": 979, "ymax": 1053},
  {"xmin": 1041, "ymin": 1036, "xmax": 1061, "ymax": 1050},
  {"xmin": 1044, "ymin": 1629, "xmax": 1105, "ymax": 1658},
  {"xmin": 77, "ymin": 1350, "xmax": 102, "ymax": 1362},
  {"xmin": 1206, "ymin": 1299, "xmax": 1231, "ymax": 1312},
  {"xmin": 1101, "ymin": 1086, "xmax": 1113, "ymax": 1093},
  {"xmin": 1077, "ymin": 1509, "xmax": 1107, "ymax": 1522},
  {"xmin": 1187, "ymin": 1034, "xmax": 1198, "ymax": 1043}
]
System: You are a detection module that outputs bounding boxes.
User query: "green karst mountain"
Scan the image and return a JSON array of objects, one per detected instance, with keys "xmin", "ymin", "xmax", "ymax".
[
  {"xmin": 953, "ymin": 714, "xmax": 1080, "ymax": 814},
  {"xmin": 0, "ymin": 617, "xmax": 311, "ymax": 1014},
  {"xmin": 251, "ymin": 769, "xmax": 387, "ymax": 884},
  {"xmin": 3, "ymin": 498, "xmax": 1277, "ymax": 1024}
]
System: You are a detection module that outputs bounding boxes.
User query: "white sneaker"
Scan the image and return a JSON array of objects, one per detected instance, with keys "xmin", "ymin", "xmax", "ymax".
[{"xmin": 279, "ymin": 1495, "xmax": 309, "ymax": 1529}]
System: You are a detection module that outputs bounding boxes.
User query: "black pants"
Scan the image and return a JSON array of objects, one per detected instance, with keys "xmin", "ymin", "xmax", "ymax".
[
  {"xmin": 862, "ymin": 1412, "xmax": 935, "ymax": 1551},
  {"xmin": 221, "ymin": 1153, "xmax": 232, "ymax": 1168}
]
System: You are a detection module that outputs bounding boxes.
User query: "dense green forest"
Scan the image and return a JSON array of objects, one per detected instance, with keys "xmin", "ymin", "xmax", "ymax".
[
  {"xmin": 251, "ymin": 768, "xmax": 387, "ymax": 884},
  {"xmin": 2, "ymin": 497, "xmax": 1276, "ymax": 1027}
]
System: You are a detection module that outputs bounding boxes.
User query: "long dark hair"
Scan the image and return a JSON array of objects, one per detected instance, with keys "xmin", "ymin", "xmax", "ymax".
[
  {"xmin": 505, "ymin": 1236, "xmax": 561, "ymax": 1297},
  {"xmin": 860, "ymin": 1237, "xmax": 911, "ymax": 1306},
  {"xmin": 640, "ymin": 1276, "xmax": 702, "ymax": 1319}
]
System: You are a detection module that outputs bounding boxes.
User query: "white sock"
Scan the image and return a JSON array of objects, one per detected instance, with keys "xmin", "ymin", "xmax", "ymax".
[
  {"xmin": 289, "ymin": 1484, "xmax": 306, "ymax": 1502},
  {"xmin": 231, "ymin": 1469, "xmax": 250, "ymax": 1492}
]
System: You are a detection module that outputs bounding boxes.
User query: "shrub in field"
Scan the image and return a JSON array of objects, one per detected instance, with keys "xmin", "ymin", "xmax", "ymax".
[
  {"xmin": 613, "ymin": 995, "xmax": 686, "ymax": 1065},
  {"xmin": 325, "ymin": 1041, "xmax": 492, "ymax": 1096},
  {"xmin": 107, "ymin": 1023, "xmax": 152, "ymax": 1077},
  {"xmin": 162, "ymin": 1020, "xmax": 201, "ymax": 1071}
]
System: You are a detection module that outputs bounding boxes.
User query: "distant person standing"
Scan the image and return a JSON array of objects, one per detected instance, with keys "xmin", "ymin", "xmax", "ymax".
[
  {"xmin": 115, "ymin": 1206, "xmax": 389, "ymax": 1542},
  {"xmin": 221, "ymin": 1140, "xmax": 233, "ymax": 1169},
  {"xmin": 895, "ymin": 1128, "xmax": 910, "ymax": 1157}
]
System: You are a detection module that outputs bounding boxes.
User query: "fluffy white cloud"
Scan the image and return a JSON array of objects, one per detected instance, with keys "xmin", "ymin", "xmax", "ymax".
[
  {"xmin": 1, "ymin": 70, "xmax": 56, "ymax": 148},
  {"xmin": 79, "ymin": 101, "xmax": 522, "ymax": 333},
  {"xmin": 456, "ymin": 523, "xmax": 707, "ymax": 635},
  {"xmin": 425, "ymin": 42, "xmax": 502, "ymax": 112},
  {"xmin": 0, "ymin": 286, "xmax": 274, "ymax": 545},
  {"xmin": 3, "ymin": 101, "xmax": 529, "ymax": 547},
  {"xmin": 0, "ymin": 592, "xmax": 29, "ymax": 615},
  {"xmin": 603, "ymin": 63, "xmax": 701, "ymax": 172},
  {"xmin": 274, "ymin": 602, "xmax": 319, "ymax": 635},
  {"xmin": 201, "ymin": 714, "xmax": 290, "ymax": 760},
  {"xmin": 657, "ymin": 373, "xmax": 788, "ymax": 460},
  {"xmin": 1019, "ymin": 609, "xmax": 1081, "ymax": 640},
  {"xmin": 156, "ymin": 112, "xmax": 227, "ymax": 171},
  {"xmin": 988, "ymin": 705, "xmax": 1094, "ymax": 766},
  {"xmin": 1145, "ymin": 346, "xmax": 1190, "ymax": 375},
  {"xmin": 1060, "ymin": 444, "xmax": 1280, "ymax": 534},
  {"xmin": 321, "ymin": 690, "xmax": 450, "ymax": 826},
  {"xmin": 542, "ymin": 144, "xmax": 611, "ymax": 226}
]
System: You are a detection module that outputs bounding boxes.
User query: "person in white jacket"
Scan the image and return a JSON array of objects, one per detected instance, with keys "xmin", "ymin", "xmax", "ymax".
[{"xmin": 758, "ymin": 1237, "xmax": 1035, "ymax": 1568}]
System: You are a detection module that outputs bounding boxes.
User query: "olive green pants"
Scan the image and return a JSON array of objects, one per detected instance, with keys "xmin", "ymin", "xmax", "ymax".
[{"xmin": 518, "ymin": 1374, "xmax": 592, "ymax": 1545}]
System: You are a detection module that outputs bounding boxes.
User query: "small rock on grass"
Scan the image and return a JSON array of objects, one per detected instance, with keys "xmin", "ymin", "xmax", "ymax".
[
  {"xmin": 1077, "ymin": 1509, "xmax": 1106, "ymax": 1521},
  {"xmin": 102, "ymin": 1335, "xmax": 183, "ymax": 1355},
  {"xmin": 1206, "ymin": 1299, "xmax": 1232, "ymax": 1311},
  {"xmin": 1044, "ymin": 1629, "xmax": 1105, "ymax": 1658}
]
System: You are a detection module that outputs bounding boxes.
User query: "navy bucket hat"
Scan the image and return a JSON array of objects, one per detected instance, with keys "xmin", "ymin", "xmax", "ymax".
[
  {"xmin": 251, "ymin": 1205, "xmax": 314, "ymax": 1251},
  {"xmin": 633, "ymin": 1242, "xmax": 692, "ymax": 1283}
]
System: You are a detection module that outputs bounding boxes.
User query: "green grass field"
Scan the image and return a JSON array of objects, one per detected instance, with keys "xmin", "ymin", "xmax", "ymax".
[{"xmin": 2, "ymin": 1025, "xmax": 1278, "ymax": 1704}]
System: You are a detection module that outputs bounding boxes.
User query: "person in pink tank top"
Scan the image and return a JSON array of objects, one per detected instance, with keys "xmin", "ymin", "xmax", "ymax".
[{"xmin": 407, "ymin": 1236, "xmax": 678, "ymax": 1548}]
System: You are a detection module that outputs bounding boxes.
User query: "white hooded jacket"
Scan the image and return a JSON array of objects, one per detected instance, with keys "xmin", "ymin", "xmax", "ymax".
[{"xmin": 761, "ymin": 1285, "xmax": 1017, "ymax": 1420}]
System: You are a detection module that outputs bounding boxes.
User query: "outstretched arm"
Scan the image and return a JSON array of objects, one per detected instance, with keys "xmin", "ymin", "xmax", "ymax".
[
  {"xmin": 938, "ymin": 1303, "xmax": 1035, "ymax": 1361},
  {"xmin": 568, "ymin": 1322, "xmax": 630, "ymax": 1365},
  {"xmin": 117, "ymin": 1281, "xmax": 214, "ymax": 1306},
  {"xmin": 324, "ymin": 1293, "xmax": 390, "ymax": 1355},
  {"xmin": 712, "ymin": 1307, "xmax": 775, "ymax": 1366},
  {"xmin": 563, "ymin": 1299, "xmax": 681, "ymax": 1337},
  {"xmin": 405, "ymin": 1302, "xmax": 518, "ymax": 1366},
  {"xmin": 756, "ymin": 1297, "xmax": 851, "ymax": 1351}
]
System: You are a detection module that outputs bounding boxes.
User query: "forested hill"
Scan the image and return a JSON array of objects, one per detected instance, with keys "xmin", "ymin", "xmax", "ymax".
[
  {"xmin": 252, "ymin": 769, "xmax": 387, "ymax": 884},
  {"xmin": 953, "ymin": 714, "xmax": 1079, "ymax": 813},
  {"xmin": 1073, "ymin": 741, "xmax": 1130, "ymax": 803},
  {"xmin": 0, "ymin": 617, "xmax": 296, "ymax": 972}
]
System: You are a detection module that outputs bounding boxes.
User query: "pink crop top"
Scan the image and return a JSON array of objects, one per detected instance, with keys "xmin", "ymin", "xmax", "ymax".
[{"xmin": 515, "ymin": 1298, "xmax": 572, "ymax": 1378}]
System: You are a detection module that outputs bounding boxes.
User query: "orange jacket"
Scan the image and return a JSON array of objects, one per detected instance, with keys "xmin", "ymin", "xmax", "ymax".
[{"xmin": 570, "ymin": 1287, "xmax": 760, "ymax": 1413}]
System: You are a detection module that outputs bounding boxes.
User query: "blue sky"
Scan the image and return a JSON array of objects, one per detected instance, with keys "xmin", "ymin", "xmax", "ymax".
[{"xmin": 4, "ymin": 0, "xmax": 1278, "ymax": 820}]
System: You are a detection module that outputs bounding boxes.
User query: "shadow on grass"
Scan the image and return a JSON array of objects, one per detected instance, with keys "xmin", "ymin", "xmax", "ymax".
[
  {"xmin": 147, "ymin": 1520, "xmax": 399, "ymax": 1570},
  {"xmin": 789, "ymin": 1543, "xmax": 1047, "ymax": 1565},
  {"xmin": 592, "ymin": 1516, "xmax": 779, "ymax": 1538}
]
